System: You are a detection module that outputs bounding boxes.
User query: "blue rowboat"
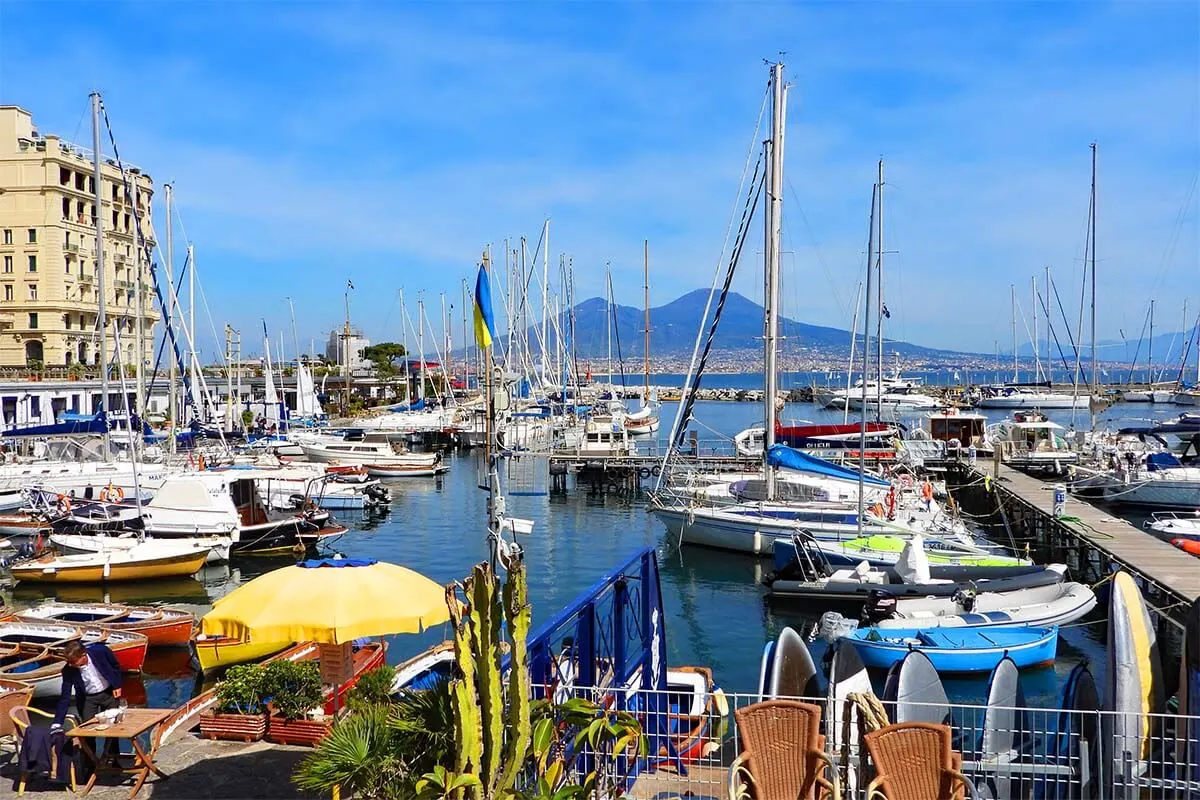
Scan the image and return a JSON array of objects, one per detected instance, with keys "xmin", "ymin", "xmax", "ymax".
[{"xmin": 847, "ymin": 625, "xmax": 1058, "ymax": 674}]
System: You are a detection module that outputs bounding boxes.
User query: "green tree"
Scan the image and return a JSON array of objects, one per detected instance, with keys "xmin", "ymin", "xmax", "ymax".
[{"xmin": 363, "ymin": 342, "xmax": 407, "ymax": 377}]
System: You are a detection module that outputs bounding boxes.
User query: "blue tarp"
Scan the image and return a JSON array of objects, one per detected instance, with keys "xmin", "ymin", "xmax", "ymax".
[
  {"xmin": 1146, "ymin": 451, "xmax": 1183, "ymax": 471},
  {"xmin": 387, "ymin": 399, "xmax": 426, "ymax": 412},
  {"xmin": 4, "ymin": 412, "xmax": 110, "ymax": 438},
  {"xmin": 766, "ymin": 444, "xmax": 890, "ymax": 487}
]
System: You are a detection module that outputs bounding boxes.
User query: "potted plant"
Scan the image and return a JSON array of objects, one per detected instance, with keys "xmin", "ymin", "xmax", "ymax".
[
  {"xmin": 66, "ymin": 363, "xmax": 83, "ymax": 382},
  {"xmin": 199, "ymin": 664, "xmax": 268, "ymax": 742},
  {"xmin": 264, "ymin": 659, "xmax": 330, "ymax": 746}
]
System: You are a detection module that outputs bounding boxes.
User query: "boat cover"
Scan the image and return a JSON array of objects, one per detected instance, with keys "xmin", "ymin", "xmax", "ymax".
[{"xmin": 766, "ymin": 444, "xmax": 889, "ymax": 487}]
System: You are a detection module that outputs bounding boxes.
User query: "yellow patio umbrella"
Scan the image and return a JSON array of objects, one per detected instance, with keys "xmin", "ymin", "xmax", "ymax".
[{"xmin": 200, "ymin": 557, "xmax": 449, "ymax": 644}]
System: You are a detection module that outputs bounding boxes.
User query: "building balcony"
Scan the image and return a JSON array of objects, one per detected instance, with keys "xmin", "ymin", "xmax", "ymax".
[
  {"xmin": 113, "ymin": 253, "xmax": 127, "ymax": 265},
  {"xmin": 65, "ymin": 243, "xmax": 80, "ymax": 255}
]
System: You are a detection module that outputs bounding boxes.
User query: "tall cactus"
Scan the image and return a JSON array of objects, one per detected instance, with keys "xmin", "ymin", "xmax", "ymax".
[{"xmin": 441, "ymin": 560, "xmax": 532, "ymax": 800}]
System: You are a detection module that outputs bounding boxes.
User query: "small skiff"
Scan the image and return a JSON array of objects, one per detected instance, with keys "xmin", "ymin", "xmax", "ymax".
[
  {"xmin": 193, "ymin": 634, "xmax": 291, "ymax": 673},
  {"xmin": 0, "ymin": 643, "xmax": 66, "ymax": 699},
  {"xmin": 49, "ymin": 532, "xmax": 232, "ymax": 565},
  {"xmin": 848, "ymin": 625, "xmax": 1058, "ymax": 673},
  {"xmin": 19, "ymin": 601, "xmax": 196, "ymax": 647},
  {"xmin": 10, "ymin": 542, "xmax": 210, "ymax": 584},
  {"xmin": 871, "ymin": 581, "xmax": 1097, "ymax": 630},
  {"xmin": 364, "ymin": 462, "xmax": 449, "ymax": 478},
  {"xmin": 0, "ymin": 619, "xmax": 148, "ymax": 672}
]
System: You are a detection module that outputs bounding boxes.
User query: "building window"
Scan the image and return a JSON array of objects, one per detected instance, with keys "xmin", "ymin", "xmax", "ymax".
[
  {"xmin": 76, "ymin": 200, "xmax": 85, "ymax": 221},
  {"xmin": 64, "ymin": 314, "xmax": 71, "ymax": 330},
  {"xmin": 27, "ymin": 229, "xmax": 36, "ymax": 244},
  {"xmin": 2, "ymin": 230, "xmax": 10, "ymax": 245},
  {"xmin": 2, "ymin": 256, "xmax": 10, "ymax": 273},
  {"xmin": 27, "ymin": 255, "xmax": 36, "ymax": 272},
  {"xmin": 88, "ymin": 176, "xmax": 95, "ymax": 194},
  {"xmin": 28, "ymin": 313, "xmax": 37, "ymax": 329},
  {"xmin": 3, "ymin": 285, "xmax": 11, "ymax": 302},
  {"xmin": 60, "ymin": 167, "xmax": 71, "ymax": 186},
  {"xmin": 30, "ymin": 396, "xmax": 40, "ymax": 418},
  {"xmin": 28, "ymin": 284, "xmax": 37, "ymax": 301},
  {"xmin": 64, "ymin": 257, "xmax": 71, "ymax": 274},
  {"xmin": 62, "ymin": 198, "xmax": 71, "ymax": 219},
  {"xmin": 112, "ymin": 183, "xmax": 120, "ymax": 201},
  {"xmin": 75, "ymin": 173, "xmax": 85, "ymax": 191}
]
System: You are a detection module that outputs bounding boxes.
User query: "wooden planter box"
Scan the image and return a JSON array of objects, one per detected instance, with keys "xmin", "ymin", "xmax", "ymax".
[
  {"xmin": 199, "ymin": 711, "xmax": 267, "ymax": 742},
  {"xmin": 267, "ymin": 714, "xmax": 333, "ymax": 747}
]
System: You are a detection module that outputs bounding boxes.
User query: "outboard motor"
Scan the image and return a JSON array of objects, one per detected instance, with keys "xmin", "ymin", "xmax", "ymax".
[
  {"xmin": 861, "ymin": 589, "xmax": 898, "ymax": 625},
  {"xmin": 953, "ymin": 587, "xmax": 977, "ymax": 613}
]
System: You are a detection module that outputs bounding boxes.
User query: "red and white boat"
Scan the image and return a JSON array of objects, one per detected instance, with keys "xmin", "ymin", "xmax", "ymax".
[
  {"xmin": 0, "ymin": 619, "xmax": 148, "ymax": 673},
  {"xmin": 18, "ymin": 602, "xmax": 196, "ymax": 647}
]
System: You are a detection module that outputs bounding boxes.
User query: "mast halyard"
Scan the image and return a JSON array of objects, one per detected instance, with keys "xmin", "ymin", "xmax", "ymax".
[{"xmin": 762, "ymin": 61, "xmax": 787, "ymax": 502}]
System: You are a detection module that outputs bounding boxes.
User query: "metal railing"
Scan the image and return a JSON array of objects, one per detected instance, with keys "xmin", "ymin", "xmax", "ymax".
[{"xmin": 551, "ymin": 684, "xmax": 1200, "ymax": 800}]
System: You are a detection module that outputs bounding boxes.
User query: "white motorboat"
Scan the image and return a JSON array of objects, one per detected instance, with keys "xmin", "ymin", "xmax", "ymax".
[
  {"xmin": 869, "ymin": 579, "xmax": 1097, "ymax": 629},
  {"xmin": 1145, "ymin": 511, "xmax": 1200, "ymax": 541},
  {"xmin": 975, "ymin": 386, "xmax": 1090, "ymax": 409},
  {"xmin": 49, "ymin": 531, "xmax": 232, "ymax": 564},
  {"xmin": 1098, "ymin": 453, "xmax": 1200, "ymax": 509},
  {"xmin": 845, "ymin": 385, "xmax": 942, "ymax": 411},
  {"xmin": 296, "ymin": 434, "xmax": 442, "ymax": 468},
  {"xmin": 987, "ymin": 412, "xmax": 1079, "ymax": 473}
]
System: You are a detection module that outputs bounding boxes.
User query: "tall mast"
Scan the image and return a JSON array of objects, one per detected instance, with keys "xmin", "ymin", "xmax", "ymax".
[
  {"xmin": 132, "ymin": 179, "xmax": 144, "ymax": 417},
  {"xmin": 762, "ymin": 61, "xmax": 786, "ymax": 501},
  {"xmin": 343, "ymin": 282, "xmax": 352, "ymax": 414},
  {"xmin": 188, "ymin": 243, "xmax": 197, "ymax": 420},
  {"xmin": 874, "ymin": 159, "xmax": 885, "ymax": 417},
  {"xmin": 1032, "ymin": 275, "xmax": 1039, "ymax": 382},
  {"xmin": 417, "ymin": 294, "xmax": 426, "ymax": 402},
  {"xmin": 91, "ymin": 92, "xmax": 110, "ymax": 458},
  {"xmin": 643, "ymin": 239, "xmax": 651, "ymax": 404},
  {"xmin": 858, "ymin": 180, "xmax": 878, "ymax": 534},
  {"xmin": 1149, "ymin": 299, "xmax": 1155, "ymax": 383},
  {"xmin": 541, "ymin": 219, "xmax": 550, "ymax": 388},
  {"xmin": 1044, "ymin": 266, "xmax": 1051, "ymax": 381},
  {"xmin": 164, "ymin": 183, "xmax": 176, "ymax": 452},
  {"xmin": 1011, "ymin": 284, "xmax": 1018, "ymax": 382},
  {"xmin": 1089, "ymin": 142, "xmax": 1098, "ymax": 394},
  {"xmin": 461, "ymin": 280, "xmax": 469, "ymax": 391}
]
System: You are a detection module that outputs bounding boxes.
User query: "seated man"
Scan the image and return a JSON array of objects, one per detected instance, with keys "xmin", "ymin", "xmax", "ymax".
[{"xmin": 53, "ymin": 640, "xmax": 123, "ymax": 729}]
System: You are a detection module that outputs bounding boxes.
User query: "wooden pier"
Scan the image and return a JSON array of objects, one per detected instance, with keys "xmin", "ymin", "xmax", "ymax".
[{"xmin": 949, "ymin": 458, "xmax": 1200, "ymax": 623}]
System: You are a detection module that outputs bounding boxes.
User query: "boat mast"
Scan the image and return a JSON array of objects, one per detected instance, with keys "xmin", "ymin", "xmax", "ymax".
[
  {"xmin": 1089, "ymin": 142, "xmax": 1098, "ymax": 394},
  {"xmin": 343, "ymin": 281, "xmax": 352, "ymax": 414},
  {"xmin": 132, "ymin": 179, "xmax": 144, "ymax": 418},
  {"xmin": 164, "ymin": 182, "xmax": 177, "ymax": 452},
  {"xmin": 858, "ymin": 178, "xmax": 878, "ymax": 534},
  {"xmin": 643, "ymin": 239, "xmax": 651, "ymax": 405},
  {"xmin": 1011, "ymin": 284, "xmax": 1018, "ymax": 383},
  {"xmin": 417, "ymin": 294, "xmax": 426, "ymax": 403},
  {"xmin": 1044, "ymin": 266, "xmax": 1050, "ymax": 381},
  {"xmin": 1149, "ymin": 299, "xmax": 1155, "ymax": 384},
  {"xmin": 91, "ymin": 92, "xmax": 111, "ymax": 458},
  {"xmin": 874, "ymin": 159, "xmax": 884, "ymax": 419},
  {"xmin": 762, "ymin": 61, "xmax": 786, "ymax": 501},
  {"xmin": 541, "ymin": 219, "xmax": 550, "ymax": 390},
  {"xmin": 188, "ymin": 243, "xmax": 197, "ymax": 421},
  {"xmin": 1032, "ymin": 275, "xmax": 1039, "ymax": 382}
]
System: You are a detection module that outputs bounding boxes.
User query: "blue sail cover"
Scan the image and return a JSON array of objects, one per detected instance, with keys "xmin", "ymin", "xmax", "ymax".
[
  {"xmin": 386, "ymin": 398, "xmax": 425, "ymax": 412},
  {"xmin": 767, "ymin": 444, "xmax": 890, "ymax": 487},
  {"xmin": 3, "ymin": 412, "xmax": 110, "ymax": 438}
]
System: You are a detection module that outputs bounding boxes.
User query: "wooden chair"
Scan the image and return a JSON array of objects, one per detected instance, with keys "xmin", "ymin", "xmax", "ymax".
[
  {"xmin": 863, "ymin": 721, "xmax": 975, "ymax": 800},
  {"xmin": 728, "ymin": 699, "xmax": 839, "ymax": 800},
  {"xmin": 0, "ymin": 680, "xmax": 34, "ymax": 739},
  {"xmin": 9, "ymin": 706, "xmax": 77, "ymax": 795}
]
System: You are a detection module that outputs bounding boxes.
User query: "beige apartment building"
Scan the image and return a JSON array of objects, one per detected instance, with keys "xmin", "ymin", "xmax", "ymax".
[{"xmin": 0, "ymin": 105, "xmax": 158, "ymax": 371}]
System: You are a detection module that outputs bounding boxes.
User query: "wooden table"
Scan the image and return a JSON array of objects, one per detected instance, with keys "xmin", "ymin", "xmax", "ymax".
[{"xmin": 67, "ymin": 708, "xmax": 172, "ymax": 799}]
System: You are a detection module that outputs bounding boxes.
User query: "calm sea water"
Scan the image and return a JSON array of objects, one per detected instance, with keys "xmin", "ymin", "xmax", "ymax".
[{"xmin": 7, "ymin": 390, "xmax": 1188, "ymax": 710}]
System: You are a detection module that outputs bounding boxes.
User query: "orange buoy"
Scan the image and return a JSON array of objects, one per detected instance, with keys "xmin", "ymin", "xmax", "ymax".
[{"xmin": 1171, "ymin": 538, "xmax": 1200, "ymax": 557}]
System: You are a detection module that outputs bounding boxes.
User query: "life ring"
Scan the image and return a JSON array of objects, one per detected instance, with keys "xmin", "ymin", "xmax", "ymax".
[
  {"xmin": 56, "ymin": 494, "xmax": 71, "ymax": 515},
  {"xmin": 639, "ymin": 467, "xmax": 652, "ymax": 479},
  {"xmin": 100, "ymin": 484, "xmax": 125, "ymax": 503},
  {"xmin": 651, "ymin": 465, "xmax": 662, "ymax": 477},
  {"xmin": 900, "ymin": 474, "xmax": 915, "ymax": 490}
]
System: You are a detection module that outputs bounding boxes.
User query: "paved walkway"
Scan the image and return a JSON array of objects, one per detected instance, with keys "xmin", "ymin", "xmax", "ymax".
[{"xmin": 0, "ymin": 735, "xmax": 317, "ymax": 799}]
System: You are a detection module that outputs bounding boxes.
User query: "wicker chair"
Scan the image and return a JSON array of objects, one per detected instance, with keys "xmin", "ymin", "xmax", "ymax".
[
  {"xmin": 9, "ymin": 706, "xmax": 78, "ymax": 795},
  {"xmin": 863, "ymin": 721, "xmax": 975, "ymax": 800},
  {"xmin": 0, "ymin": 680, "xmax": 34, "ymax": 739},
  {"xmin": 728, "ymin": 699, "xmax": 840, "ymax": 800}
]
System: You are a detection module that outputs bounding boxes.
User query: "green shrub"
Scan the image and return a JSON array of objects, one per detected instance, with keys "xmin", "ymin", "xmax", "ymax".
[
  {"xmin": 263, "ymin": 659, "xmax": 324, "ymax": 720},
  {"xmin": 346, "ymin": 664, "xmax": 397, "ymax": 713},
  {"xmin": 294, "ymin": 704, "xmax": 406, "ymax": 799},
  {"xmin": 214, "ymin": 664, "xmax": 267, "ymax": 715}
]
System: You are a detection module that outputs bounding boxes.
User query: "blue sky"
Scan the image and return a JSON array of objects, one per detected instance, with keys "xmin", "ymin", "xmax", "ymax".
[{"xmin": 1, "ymin": 1, "xmax": 1196, "ymax": 359}]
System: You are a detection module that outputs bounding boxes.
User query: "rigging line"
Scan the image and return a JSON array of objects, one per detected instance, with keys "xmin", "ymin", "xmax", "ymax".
[
  {"xmin": 783, "ymin": 180, "xmax": 847, "ymax": 320},
  {"xmin": 1124, "ymin": 304, "xmax": 1152, "ymax": 385},
  {"xmin": 1150, "ymin": 169, "xmax": 1199, "ymax": 294},
  {"xmin": 1037, "ymin": 278, "xmax": 1075, "ymax": 374},
  {"xmin": 658, "ymin": 81, "xmax": 770, "ymax": 482}
]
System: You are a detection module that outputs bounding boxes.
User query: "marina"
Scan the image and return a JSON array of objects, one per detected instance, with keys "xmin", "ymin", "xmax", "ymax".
[{"xmin": 0, "ymin": 5, "xmax": 1195, "ymax": 797}]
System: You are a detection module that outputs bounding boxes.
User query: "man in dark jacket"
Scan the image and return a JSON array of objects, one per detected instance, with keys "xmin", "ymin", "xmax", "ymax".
[{"xmin": 53, "ymin": 641, "xmax": 123, "ymax": 729}]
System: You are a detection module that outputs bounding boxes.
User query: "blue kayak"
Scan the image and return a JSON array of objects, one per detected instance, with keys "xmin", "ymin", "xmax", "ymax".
[{"xmin": 847, "ymin": 625, "xmax": 1058, "ymax": 673}]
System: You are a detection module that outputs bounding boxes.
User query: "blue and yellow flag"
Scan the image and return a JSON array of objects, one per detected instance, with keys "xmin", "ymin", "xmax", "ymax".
[{"xmin": 473, "ymin": 264, "xmax": 496, "ymax": 350}]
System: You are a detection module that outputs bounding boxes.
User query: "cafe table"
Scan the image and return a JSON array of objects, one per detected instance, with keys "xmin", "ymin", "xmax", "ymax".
[{"xmin": 66, "ymin": 708, "xmax": 172, "ymax": 799}]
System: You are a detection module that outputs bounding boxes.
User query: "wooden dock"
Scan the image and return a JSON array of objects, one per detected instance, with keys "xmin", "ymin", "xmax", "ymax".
[{"xmin": 964, "ymin": 459, "xmax": 1200, "ymax": 612}]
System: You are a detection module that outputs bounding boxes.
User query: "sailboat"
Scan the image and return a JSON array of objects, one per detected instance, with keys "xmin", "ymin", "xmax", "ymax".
[{"xmin": 625, "ymin": 240, "xmax": 660, "ymax": 437}]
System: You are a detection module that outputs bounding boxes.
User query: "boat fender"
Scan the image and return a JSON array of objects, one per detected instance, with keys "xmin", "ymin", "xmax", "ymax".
[
  {"xmin": 639, "ymin": 467, "xmax": 651, "ymax": 479},
  {"xmin": 56, "ymin": 494, "xmax": 71, "ymax": 515},
  {"xmin": 651, "ymin": 465, "xmax": 662, "ymax": 477}
]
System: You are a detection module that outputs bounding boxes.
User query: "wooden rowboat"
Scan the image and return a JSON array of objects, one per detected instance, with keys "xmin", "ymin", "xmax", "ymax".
[
  {"xmin": 0, "ymin": 643, "xmax": 66, "ymax": 699},
  {"xmin": 193, "ymin": 634, "xmax": 291, "ymax": 673},
  {"xmin": 0, "ymin": 619, "xmax": 148, "ymax": 672},
  {"xmin": 158, "ymin": 640, "xmax": 387, "ymax": 746},
  {"xmin": 18, "ymin": 601, "xmax": 196, "ymax": 647},
  {"xmin": 9, "ymin": 543, "xmax": 210, "ymax": 584}
]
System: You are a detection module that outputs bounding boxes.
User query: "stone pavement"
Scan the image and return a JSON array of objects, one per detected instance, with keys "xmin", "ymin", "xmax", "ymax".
[{"xmin": 0, "ymin": 735, "xmax": 318, "ymax": 799}]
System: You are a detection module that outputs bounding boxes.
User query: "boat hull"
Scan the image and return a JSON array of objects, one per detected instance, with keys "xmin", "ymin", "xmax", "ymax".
[
  {"xmin": 848, "ymin": 626, "xmax": 1058, "ymax": 673},
  {"xmin": 194, "ymin": 636, "xmax": 291, "ymax": 672},
  {"xmin": 10, "ymin": 549, "xmax": 210, "ymax": 584}
]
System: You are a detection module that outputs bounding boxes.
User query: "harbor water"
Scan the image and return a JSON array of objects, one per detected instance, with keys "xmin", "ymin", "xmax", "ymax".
[{"xmin": 3, "ymin": 390, "xmax": 1190, "ymax": 712}]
